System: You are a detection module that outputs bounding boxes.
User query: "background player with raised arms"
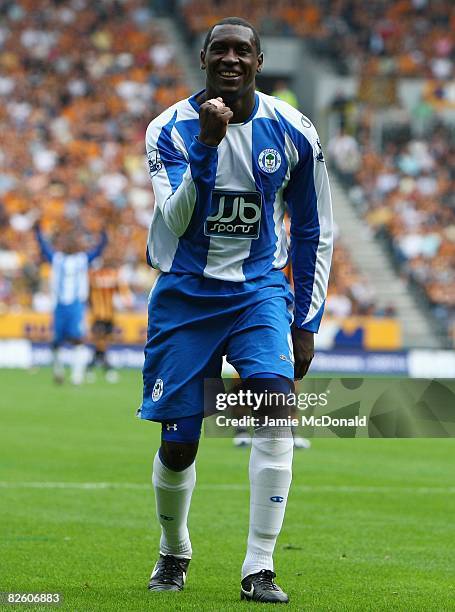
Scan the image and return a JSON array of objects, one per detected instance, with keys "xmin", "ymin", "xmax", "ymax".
[
  {"xmin": 140, "ymin": 17, "xmax": 333, "ymax": 604},
  {"xmin": 34, "ymin": 222, "xmax": 107, "ymax": 385}
]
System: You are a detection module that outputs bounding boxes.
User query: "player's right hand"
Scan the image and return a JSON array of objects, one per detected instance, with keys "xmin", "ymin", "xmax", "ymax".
[{"xmin": 198, "ymin": 97, "xmax": 233, "ymax": 147}]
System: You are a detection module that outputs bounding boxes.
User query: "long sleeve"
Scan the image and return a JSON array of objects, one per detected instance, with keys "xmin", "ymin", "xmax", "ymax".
[
  {"xmin": 284, "ymin": 134, "xmax": 333, "ymax": 332},
  {"xmin": 87, "ymin": 231, "xmax": 108, "ymax": 263},
  {"xmin": 145, "ymin": 110, "xmax": 218, "ymax": 237},
  {"xmin": 34, "ymin": 224, "xmax": 54, "ymax": 263}
]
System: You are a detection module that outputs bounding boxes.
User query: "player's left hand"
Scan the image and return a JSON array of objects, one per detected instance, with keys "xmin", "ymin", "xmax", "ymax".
[{"xmin": 291, "ymin": 325, "xmax": 314, "ymax": 379}]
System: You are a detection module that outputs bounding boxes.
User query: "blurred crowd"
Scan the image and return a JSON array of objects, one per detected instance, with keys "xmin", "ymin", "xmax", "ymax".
[
  {"xmin": 329, "ymin": 122, "xmax": 455, "ymax": 341},
  {"xmin": 178, "ymin": 0, "xmax": 454, "ymax": 78},
  {"xmin": 0, "ymin": 0, "xmax": 188, "ymax": 312},
  {"xmin": 326, "ymin": 239, "xmax": 394, "ymax": 318}
]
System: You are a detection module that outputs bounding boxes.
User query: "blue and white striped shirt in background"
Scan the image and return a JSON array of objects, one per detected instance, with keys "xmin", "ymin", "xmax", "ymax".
[{"xmin": 35, "ymin": 226, "xmax": 107, "ymax": 306}]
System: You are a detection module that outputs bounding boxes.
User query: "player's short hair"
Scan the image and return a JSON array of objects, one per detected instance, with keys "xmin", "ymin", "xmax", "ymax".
[{"xmin": 203, "ymin": 17, "xmax": 261, "ymax": 55}]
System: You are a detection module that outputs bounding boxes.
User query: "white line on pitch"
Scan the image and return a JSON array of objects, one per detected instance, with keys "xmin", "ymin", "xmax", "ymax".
[{"xmin": 0, "ymin": 482, "xmax": 454, "ymax": 494}]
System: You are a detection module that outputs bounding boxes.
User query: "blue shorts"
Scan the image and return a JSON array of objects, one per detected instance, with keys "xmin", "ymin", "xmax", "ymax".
[
  {"xmin": 139, "ymin": 270, "xmax": 294, "ymax": 422},
  {"xmin": 161, "ymin": 414, "xmax": 204, "ymax": 443},
  {"xmin": 53, "ymin": 302, "xmax": 86, "ymax": 345}
]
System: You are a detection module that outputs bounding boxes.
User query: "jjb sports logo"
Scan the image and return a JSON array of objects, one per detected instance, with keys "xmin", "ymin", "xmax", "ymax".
[
  {"xmin": 258, "ymin": 148, "xmax": 281, "ymax": 174},
  {"xmin": 205, "ymin": 190, "xmax": 262, "ymax": 239}
]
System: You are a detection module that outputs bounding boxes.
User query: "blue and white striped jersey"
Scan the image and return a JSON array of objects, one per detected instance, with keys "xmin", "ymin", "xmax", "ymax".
[
  {"xmin": 35, "ymin": 227, "xmax": 107, "ymax": 306},
  {"xmin": 50, "ymin": 252, "xmax": 90, "ymax": 305},
  {"xmin": 145, "ymin": 90, "xmax": 333, "ymax": 331}
]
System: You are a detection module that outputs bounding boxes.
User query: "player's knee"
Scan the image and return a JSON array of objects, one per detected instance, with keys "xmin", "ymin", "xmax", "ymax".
[
  {"xmin": 252, "ymin": 427, "xmax": 293, "ymax": 458},
  {"xmin": 253, "ymin": 464, "xmax": 292, "ymax": 494},
  {"xmin": 251, "ymin": 429, "xmax": 293, "ymax": 487},
  {"xmin": 159, "ymin": 440, "xmax": 198, "ymax": 472}
]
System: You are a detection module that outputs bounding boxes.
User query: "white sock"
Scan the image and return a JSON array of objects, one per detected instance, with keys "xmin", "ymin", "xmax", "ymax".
[
  {"xmin": 242, "ymin": 427, "xmax": 293, "ymax": 579},
  {"xmin": 71, "ymin": 344, "xmax": 87, "ymax": 385},
  {"xmin": 152, "ymin": 451, "xmax": 195, "ymax": 559},
  {"xmin": 53, "ymin": 348, "xmax": 64, "ymax": 377}
]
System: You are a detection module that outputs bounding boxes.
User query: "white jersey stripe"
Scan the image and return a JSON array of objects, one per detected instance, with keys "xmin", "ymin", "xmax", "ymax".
[
  {"xmin": 204, "ymin": 122, "xmax": 256, "ymax": 281},
  {"xmin": 303, "ymin": 158, "xmax": 333, "ymax": 325},
  {"xmin": 271, "ymin": 192, "xmax": 287, "ymax": 269}
]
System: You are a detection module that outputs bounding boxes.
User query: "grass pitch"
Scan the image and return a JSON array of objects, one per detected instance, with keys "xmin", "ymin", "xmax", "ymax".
[{"xmin": 1, "ymin": 369, "xmax": 454, "ymax": 611}]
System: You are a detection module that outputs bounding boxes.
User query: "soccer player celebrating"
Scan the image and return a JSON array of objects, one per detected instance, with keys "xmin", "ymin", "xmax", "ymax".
[
  {"xmin": 34, "ymin": 222, "xmax": 107, "ymax": 385},
  {"xmin": 140, "ymin": 17, "xmax": 333, "ymax": 604}
]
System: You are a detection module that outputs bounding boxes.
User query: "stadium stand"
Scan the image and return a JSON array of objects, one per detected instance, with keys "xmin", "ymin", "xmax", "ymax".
[
  {"xmin": 178, "ymin": 0, "xmax": 454, "ymax": 78},
  {"xmin": 329, "ymin": 121, "xmax": 454, "ymax": 345},
  {"xmin": 327, "ymin": 241, "xmax": 392, "ymax": 318}
]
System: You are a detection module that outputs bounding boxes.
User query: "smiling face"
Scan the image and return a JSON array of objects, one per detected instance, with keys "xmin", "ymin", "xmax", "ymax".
[{"xmin": 200, "ymin": 24, "xmax": 263, "ymax": 102}]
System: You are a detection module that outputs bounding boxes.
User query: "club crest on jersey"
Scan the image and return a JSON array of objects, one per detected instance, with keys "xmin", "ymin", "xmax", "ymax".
[
  {"xmin": 152, "ymin": 378, "xmax": 163, "ymax": 402},
  {"xmin": 205, "ymin": 190, "xmax": 262, "ymax": 239},
  {"xmin": 258, "ymin": 148, "xmax": 281, "ymax": 174},
  {"xmin": 147, "ymin": 149, "xmax": 162, "ymax": 177}
]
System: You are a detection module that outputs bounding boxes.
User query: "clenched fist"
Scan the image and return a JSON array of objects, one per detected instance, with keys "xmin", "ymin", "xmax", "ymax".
[{"xmin": 198, "ymin": 97, "xmax": 233, "ymax": 147}]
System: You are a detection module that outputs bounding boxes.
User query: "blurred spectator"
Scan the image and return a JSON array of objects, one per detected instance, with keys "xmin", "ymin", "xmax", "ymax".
[
  {"xmin": 271, "ymin": 80, "xmax": 298, "ymax": 109},
  {"xmin": 329, "ymin": 90, "xmax": 359, "ymax": 134},
  {"xmin": 326, "ymin": 240, "xmax": 383, "ymax": 318},
  {"xmin": 328, "ymin": 129, "xmax": 361, "ymax": 186}
]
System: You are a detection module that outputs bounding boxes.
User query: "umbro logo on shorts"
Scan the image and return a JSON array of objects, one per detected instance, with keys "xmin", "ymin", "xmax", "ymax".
[{"xmin": 205, "ymin": 190, "xmax": 262, "ymax": 239}]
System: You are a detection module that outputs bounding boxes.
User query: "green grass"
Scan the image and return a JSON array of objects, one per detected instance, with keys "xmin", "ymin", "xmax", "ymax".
[{"xmin": 0, "ymin": 369, "xmax": 454, "ymax": 611}]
